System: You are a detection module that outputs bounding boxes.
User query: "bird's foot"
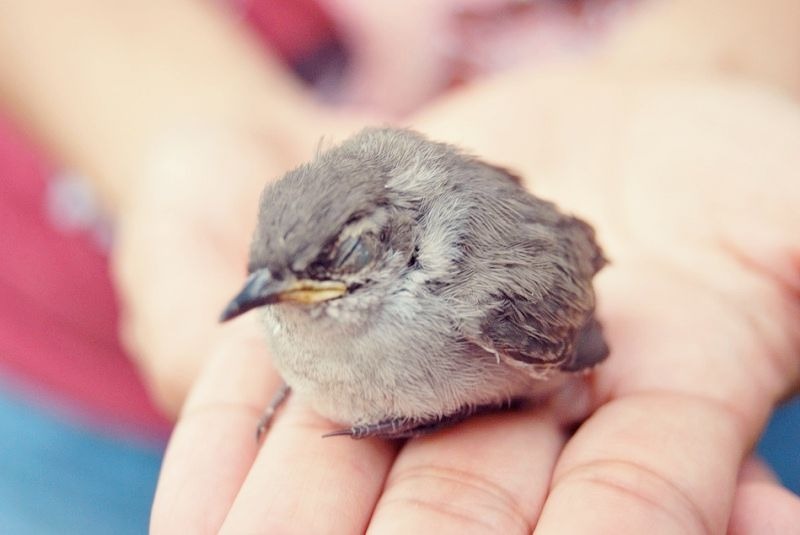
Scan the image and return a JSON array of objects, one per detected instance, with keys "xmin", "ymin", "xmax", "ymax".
[
  {"xmin": 255, "ymin": 382, "xmax": 291, "ymax": 442},
  {"xmin": 323, "ymin": 402, "xmax": 519, "ymax": 440},
  {"xmin": 322, "ymin": 417, "xmax": 436, "ymax": 440}
]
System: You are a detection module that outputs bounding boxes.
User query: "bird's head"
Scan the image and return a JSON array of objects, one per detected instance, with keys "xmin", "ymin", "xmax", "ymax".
[{"xmin": 220, "ymin": 129, "xmax": 425, "ymax": 322}]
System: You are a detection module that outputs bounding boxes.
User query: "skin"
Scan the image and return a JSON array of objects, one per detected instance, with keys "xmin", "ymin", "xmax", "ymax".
[{"xmin": 1, "ymin": 0, "xmax": 798, "ymax": 533}]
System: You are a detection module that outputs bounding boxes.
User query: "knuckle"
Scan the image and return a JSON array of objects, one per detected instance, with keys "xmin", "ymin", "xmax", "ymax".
[
  {"xmin": 376, "ymin": 465, "xmax": 531, "ymax": 534},
  {"xmin": 552, "ymin": 458, "xmax": 713, "ymax": 535}
]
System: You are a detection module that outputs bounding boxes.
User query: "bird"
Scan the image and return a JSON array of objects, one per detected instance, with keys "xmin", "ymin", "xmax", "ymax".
[{"xmin": 220, "ymin": 127, "xmax": 609, "ymax": 439}]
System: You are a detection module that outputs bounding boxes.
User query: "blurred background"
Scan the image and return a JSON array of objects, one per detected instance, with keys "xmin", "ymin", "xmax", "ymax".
[{"xmin": 0, "ymin": 0, "xmax": 797, "ymax": 532}]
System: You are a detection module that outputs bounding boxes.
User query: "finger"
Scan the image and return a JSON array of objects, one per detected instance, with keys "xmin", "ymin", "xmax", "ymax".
[
  {"xmin": 729, "ymin": 456, "xmax": 800, "ymax": 535},
  {"xmin": 150, "ymin": 319, "xmax": 277, "ymax": 534},
  {"xmin": 219, "ymin": 391, "xmax": 396, "ymax": 533},
  {"xmin": 533, "ymin": 264, "xmax": 795, "ymax": 535},
  {"xmin": 729, "ymin": 483, "xmax": 800, "ymax": 535},
  {"xmin": 536, "ymin": 392, "xmax": 752, "ymax": 535},
  {"xmin": 367, "ymin": 409, "xmax": 566, "ymax": 535}
]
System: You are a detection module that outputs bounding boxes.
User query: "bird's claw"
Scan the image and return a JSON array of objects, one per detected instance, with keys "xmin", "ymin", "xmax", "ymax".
[{"xmin": 255, "ymin": 382, "xmax": 291, "ymax": 442}]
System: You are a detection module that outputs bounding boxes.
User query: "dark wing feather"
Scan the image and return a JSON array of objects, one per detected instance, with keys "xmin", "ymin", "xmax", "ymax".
[
  {"xmin": 563, "ymin": 316, "xmax": 610, "ymax": 372},
  {"xmin": 460, "ymin": 164, "xmax": 608, "ymax": 374}
]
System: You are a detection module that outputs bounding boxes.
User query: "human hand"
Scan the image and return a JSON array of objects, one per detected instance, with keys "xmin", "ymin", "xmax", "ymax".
[
  {"xmin": 111, "ymin": 128, "xmax": 262, "ymax": 415},
  {"xmin": 149, "ymin": 68, "xmax": 800, "ymax": 533}
]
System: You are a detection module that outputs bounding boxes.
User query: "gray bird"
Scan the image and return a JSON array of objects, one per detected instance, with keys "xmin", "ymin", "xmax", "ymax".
[{"xmin": 221, "ymin": 127, "xmax": 608, "ymax": 439}]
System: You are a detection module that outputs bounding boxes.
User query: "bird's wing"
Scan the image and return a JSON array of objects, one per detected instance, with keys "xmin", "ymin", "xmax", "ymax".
[
  {"xmin": 458, "ymin": 165, "xmax": 608, "ymax": 375},
  {"xmin": 473, "ymin": 290, "xmax": 608, "ymax": 377}
]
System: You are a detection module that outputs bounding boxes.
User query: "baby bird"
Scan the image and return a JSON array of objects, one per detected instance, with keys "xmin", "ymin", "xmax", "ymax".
[{"xmin": 221, "ymin": 127, "xmax": 608, "ymax": 439}]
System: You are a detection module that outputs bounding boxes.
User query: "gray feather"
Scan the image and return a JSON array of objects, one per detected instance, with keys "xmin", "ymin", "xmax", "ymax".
[{"xmin": 243, "ymin": 127, "xmax": 609, "ymax": 427}]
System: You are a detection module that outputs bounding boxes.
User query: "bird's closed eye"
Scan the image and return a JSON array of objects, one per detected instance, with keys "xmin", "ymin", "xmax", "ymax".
[{"xmin": 334, "ymin": 235, "xmax": 373, "ymax": 273}]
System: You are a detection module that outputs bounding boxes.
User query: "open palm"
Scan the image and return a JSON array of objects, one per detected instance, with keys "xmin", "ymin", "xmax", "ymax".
[{"xmin": 145, "ymin": 70, "xmax": 800, "ymax": 534}]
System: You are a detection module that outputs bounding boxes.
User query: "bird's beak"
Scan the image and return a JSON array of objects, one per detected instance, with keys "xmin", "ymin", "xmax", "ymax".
[{"xmin": 219, "ymin": 269, "xmax": 347, "ymax": 322}]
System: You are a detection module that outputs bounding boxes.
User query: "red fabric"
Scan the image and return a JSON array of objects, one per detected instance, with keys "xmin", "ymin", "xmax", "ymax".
[{"xmin": 242, "ymin": 0, "xmax": 337, "ymax": 62}]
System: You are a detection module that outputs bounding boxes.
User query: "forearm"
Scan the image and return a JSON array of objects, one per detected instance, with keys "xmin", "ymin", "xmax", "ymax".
[{"xmin": 0, "ymin": 0, "xmax": 320, "ymax": 212}]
